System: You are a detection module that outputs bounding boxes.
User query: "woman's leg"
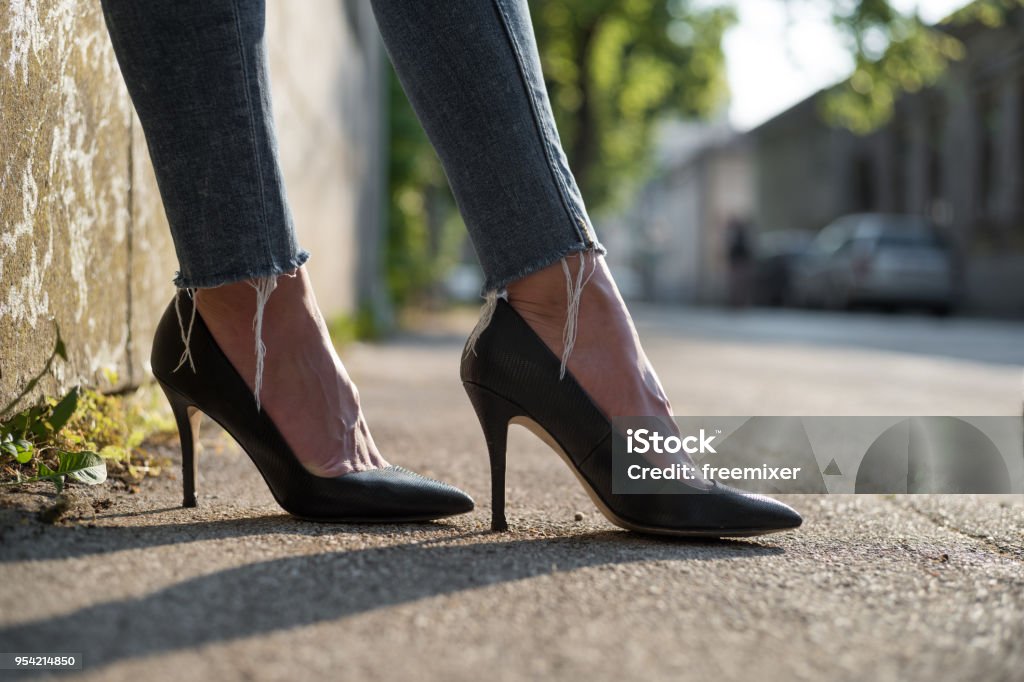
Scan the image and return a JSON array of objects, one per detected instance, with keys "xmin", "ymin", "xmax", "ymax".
[
  {"xmin": 371, "ymin": 0, "xmax": 673, "ymax": 422},
  {"xmin": 100, "ymin": 0, "xmax": 385, "ymax": 476}
]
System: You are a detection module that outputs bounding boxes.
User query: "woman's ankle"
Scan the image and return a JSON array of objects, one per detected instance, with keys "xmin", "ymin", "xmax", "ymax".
[
  {"xmin": 196, "ymin": 267, "xmax": 306, "ymax": 318},
  {"xmin": 506, "ymin": 252, "xmax": 625, "ymax": 332}
]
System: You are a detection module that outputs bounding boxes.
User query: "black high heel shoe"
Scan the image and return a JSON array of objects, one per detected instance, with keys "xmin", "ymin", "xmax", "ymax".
[
  {"xmin": 151, "ymin": 292, "xmax": 474, "ymax": 522},
  {"xmin": 461, "ymin": 299, "xmax": 802, "ymax": 537}
]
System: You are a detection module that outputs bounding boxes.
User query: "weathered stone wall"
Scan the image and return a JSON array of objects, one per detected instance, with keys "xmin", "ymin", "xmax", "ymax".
[
  {"xmin": 0, "ymin": 0, "xmax": 384, "ymax": 409},
  {"xmin": 1, "ymin": 0, "xmax": 146, "ymax": 407}
]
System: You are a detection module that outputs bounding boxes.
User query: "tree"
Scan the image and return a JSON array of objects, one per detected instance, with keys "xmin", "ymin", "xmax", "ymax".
[
  {"xmin": 531, "ymin": 0, "xmax": 734, "ymax": 210},
  {"xmin": 385, "ymin": 0, "xmax": 735, "ymax": 306},
  {"xmin": 384, "ymin": 69, "xmax": 464, "ymax": 308},
  {"xmin": 822, "ymin": 0, "xmax": 1023, "ymax": 133},
  {"xmin": 384, "ymin": 0, "xmax": 1022, "ymax": 307}
]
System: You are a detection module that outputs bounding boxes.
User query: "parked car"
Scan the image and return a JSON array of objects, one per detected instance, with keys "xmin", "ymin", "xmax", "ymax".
[
  {"xmin": 752, "ymin": 230, "xmax": 814, "ymax": 306},
  {"xmin": 791, "ymin": 214, "xmax": 958, "ymax": 314}
]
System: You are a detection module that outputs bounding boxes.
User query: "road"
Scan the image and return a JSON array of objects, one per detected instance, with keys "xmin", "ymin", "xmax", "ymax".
[{"xmin": 1, "ymin": 306, "xmax": 1021, "ymax": 681}]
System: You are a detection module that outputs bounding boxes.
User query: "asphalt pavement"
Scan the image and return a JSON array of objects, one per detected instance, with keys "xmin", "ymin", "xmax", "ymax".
[{"xmin": 1, "ymin": 306, "xmax": 1021, "ymax": 681}]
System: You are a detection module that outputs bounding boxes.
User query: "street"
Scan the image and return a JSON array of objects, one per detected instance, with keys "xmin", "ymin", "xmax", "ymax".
[{"xmin": 1, "ymin": 306, "xmax": 1022, "ymax": 681}]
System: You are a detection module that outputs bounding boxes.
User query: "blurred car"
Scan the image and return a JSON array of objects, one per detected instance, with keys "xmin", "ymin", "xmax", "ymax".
[
  {"xmin": 791, "ymin": 214, "xmax": 958, "ymax": 314},
  {"xmin": 751, "ymin": 230, "xmax": 814, "ymax": 306}
]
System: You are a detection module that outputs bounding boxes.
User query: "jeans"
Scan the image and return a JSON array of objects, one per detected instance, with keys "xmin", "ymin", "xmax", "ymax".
[{"xmin": 99, "ymin": 0, "xmax": 604, "ymax": 295}]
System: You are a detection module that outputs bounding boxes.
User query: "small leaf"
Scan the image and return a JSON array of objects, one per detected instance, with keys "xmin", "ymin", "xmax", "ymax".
[
  {"xmin": 57, "ymin": 450, "xmax": 107, "ymax": 486},
  {"xmin": 2, "ymin": 442, "xmax": 17, "ymax": 458},
  {"xmin": 28, "ymin": 406, "xmax": 51, "ymax": 438},
  {"xmin": 29, "ymin": 422, "xmax": 50, "ymax": 439},
  {"xmin": 14, "ymin": 440, "xmax": 33, "ymax": 464},
  {"xmin": 8, "ymin": 413, "xmax": 27, "ymax": 436},
  {"xmin": 1, "ymin": 452, "xmax": 103, "ymax": 492},
  {"xmin": 47, "ymin": 387, "xmax": 79, "ymax": 434},
  {"xmin": 37, "ymin": 461, "xmax": 63, "ymax": 491}
]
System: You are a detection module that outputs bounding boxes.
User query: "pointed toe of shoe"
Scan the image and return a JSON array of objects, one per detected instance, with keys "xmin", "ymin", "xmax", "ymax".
[
  {"xmin": 775, "ymin": 500, "xmax": 803, "ymax": 530},
  {"xmin": 278, "ymin": 465, "xmax": 473, "ymax": 523},
  {"xmin": 714, "ymin": 483, "xmax": 803, "ymax": 534},
  {"xmin": 385, "ymin": 465, "xmax": 475, "ymax": 518},
  {"xmin": 401, "ymin": 469, "xmax": 476, "ymax": 518},
  {"xmin": 757, "ymin": 497, "xmax": 802, "ymax": 531},
  {"xmin": 340, "ymin": 465, "xmax": 474, "ymax": 521}
]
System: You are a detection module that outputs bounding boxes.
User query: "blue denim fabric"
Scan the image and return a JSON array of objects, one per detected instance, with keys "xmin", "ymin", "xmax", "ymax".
[
  {"xmin": 100, "ymin": 0, "xmax": 604, "ymax": 294},
  {"xmin": 101, "ymin": 0, "xmax": 308, "ymax": 289}
]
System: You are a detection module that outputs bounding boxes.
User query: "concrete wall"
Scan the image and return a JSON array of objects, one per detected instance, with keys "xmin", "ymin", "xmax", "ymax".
[{"xmin": 0, "ymin": 0, "xmax": 385, "ymax": 410}]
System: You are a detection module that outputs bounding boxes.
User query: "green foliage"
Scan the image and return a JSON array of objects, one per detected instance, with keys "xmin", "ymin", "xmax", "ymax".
[
  {"xmin": 11, "ymin": 451, "xmax": 107, "ymax": 493},
  {"xmin": 385, "ymin": 68, "xmax": 468, "ymax": 307},
  {"xmin": 822, "ymin": 0, "xmax": 1022, "ymax": 134},
  {"xmin": 327, "ymin": 304, "xmax": 385, "ymax": 345},
  {"xmin": 1, "ymin": 432, "xmax": 34, "ymax": 464},
  {"xmin": 946, "ymin": 0, "xmax": 1023, "ymax": 26},
  {"xmin": 1, "ymin": 367, "xmax": 176, "ymax": 493},
  {"xmin": 532, "ymin": 0, "xmax": 734, "ymax": 208},
  {"xmin": 1, "ymin": 387, "xmax": 106, "ymax": 493},
  {"xmin": 383, "ymin": 1, "xmax": 734, "ymax": 303},
  {"xmin": 54, "ymin": 385, "xmax": 174, "ymax": 480},
  {"xmin": 383, "ymin": 0, "xmax": 1023, "ymax": 297}
]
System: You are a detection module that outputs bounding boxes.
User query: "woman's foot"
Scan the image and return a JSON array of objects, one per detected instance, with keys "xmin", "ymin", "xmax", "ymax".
[
  {"xmin": 505, "ymin": 252, "xmax": 673, "ymax": 424},
  {"xmin": 194, "ymin": 267, "xmax": 388, "ymax": 477}
]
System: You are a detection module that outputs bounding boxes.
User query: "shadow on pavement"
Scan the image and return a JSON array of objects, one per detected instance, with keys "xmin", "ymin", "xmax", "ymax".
[
  {"xmin": 1, "ymin": 518, "xmax": 782, "ymax": 673},
  {"xmin": 0, "ymin": 513, "xmax": 468, "ymax": 562}
]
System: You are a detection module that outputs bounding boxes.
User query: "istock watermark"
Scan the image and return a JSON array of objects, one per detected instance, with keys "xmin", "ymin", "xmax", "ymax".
[
  {"xmin": 611, "ymin": 416, "xmax": 1024, "ymax": 495},
  {"xmin": 625, "ymin": 428, "xmax": 718, "ymax": 455}
]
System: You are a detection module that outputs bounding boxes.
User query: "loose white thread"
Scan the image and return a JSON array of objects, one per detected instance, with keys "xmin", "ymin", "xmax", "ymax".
[
  {"xmin": 172, "ymin": 288, "xmax": 197, "ymax": 373},
  {"xmin": 464, "ymin": 289, "xmax": 499, "ymax": 357},
  {"xmin": 559, "ymin": 251, "xmax": 596, "ymax": 380},
  {"xmin": 248, "ymin": 275, "xmax": 278, "ymax": 411}
]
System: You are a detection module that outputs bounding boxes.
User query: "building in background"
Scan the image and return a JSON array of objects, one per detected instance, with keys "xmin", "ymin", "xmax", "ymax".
[
  {"xmin": 600, "ymin": 120, "xmax": 754, "ymax": 304},
  {"xmin": 610, "ymin": 8, "xmax": 1023, "ymax": 316},
  {"xmin": 750, "ymin": 9, "xmax": 1023, "ymax": 315}
]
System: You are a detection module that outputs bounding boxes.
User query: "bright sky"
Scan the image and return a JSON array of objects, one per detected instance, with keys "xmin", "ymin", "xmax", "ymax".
[{"xmin": 715, "ymin": 0, "xmax": 971, "ymax": 130}]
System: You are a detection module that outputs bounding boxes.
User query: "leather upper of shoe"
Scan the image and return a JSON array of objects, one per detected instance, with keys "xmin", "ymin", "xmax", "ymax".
[
  {"xmin": 153, "ymin": 294, "xmax": 473, "ymax": 521},
  {"xmin": 462, "ymin": 299, "xmax": 802, "ymax": 532}
]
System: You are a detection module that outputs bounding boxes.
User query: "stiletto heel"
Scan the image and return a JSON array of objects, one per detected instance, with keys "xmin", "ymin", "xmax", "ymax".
[
  {"xmin": 150, "ymin": 292, "xmax": 474, "ymax": 522},
  {"xmin": 161, "ymin": 382, "xmax": 202, "ymax": 508},
  {"xmin": 463, "ymin": 383, "xmax": 520, "ymax": 531},
  {"xmin": 461, "ymin": 298, "xmax": 802, "ymax": 537}
]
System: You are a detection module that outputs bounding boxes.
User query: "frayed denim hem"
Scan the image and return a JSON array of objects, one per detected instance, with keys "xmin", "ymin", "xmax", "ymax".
[
  {"xmin": 480, "ymin": 240, "xmax": 606, "ymax": 297},
  {"xmin": 170, "ymin": 248, "xmax": 310, "ymax": 411},
  {"xmin": 171, "ymin": 249, "xmax": 311, "ymax": 289}
]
